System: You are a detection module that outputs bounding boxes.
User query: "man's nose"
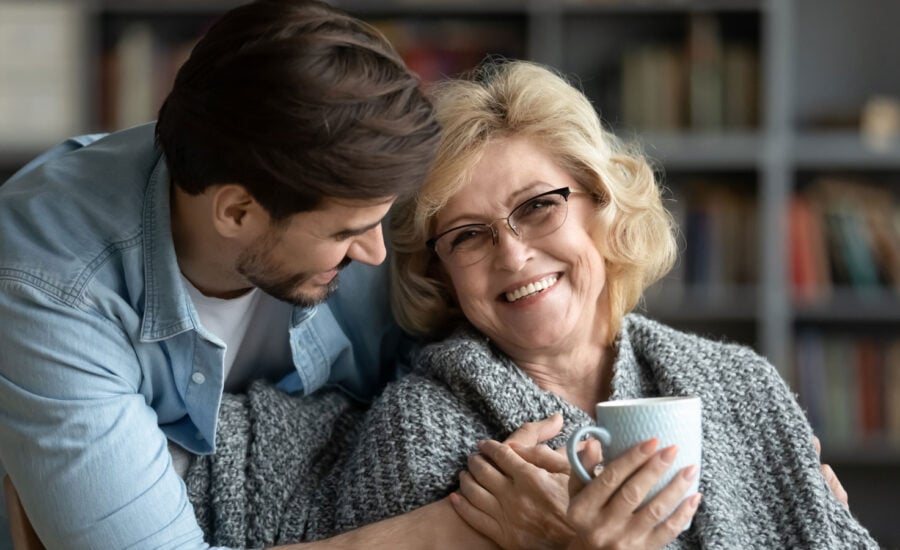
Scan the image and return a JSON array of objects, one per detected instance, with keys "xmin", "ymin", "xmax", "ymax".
[{"xmin": 348, "ymin": 223, "xmax": 387, "ymax": 266}]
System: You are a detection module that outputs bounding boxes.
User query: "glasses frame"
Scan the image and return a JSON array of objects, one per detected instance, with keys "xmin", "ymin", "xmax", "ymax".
[{"xmin": 427, "ymin": 186, "xmax": 581, "ymax": 266}]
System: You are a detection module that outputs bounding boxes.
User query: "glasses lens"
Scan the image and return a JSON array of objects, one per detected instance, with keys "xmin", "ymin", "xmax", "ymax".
[
  {"xmin": 435, "ymin": 225, "xmax": 494, "ymax": 266},
  {"xmin": 432, "ymin": 188, "xmax": 572, "ymax": 268},
  {"xmin": 509, "ymin": 191, "xmax": 569, "ymax": 240}
]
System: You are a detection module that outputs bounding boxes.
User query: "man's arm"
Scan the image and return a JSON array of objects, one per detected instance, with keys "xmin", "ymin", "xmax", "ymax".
[
  {"xmin": 280, "ymin": 499, "xmax": 494, "ymax": 550},
  {"xmin": 0, "ymin": 282, "xmax": 213, "ymax": 549},
  {"xmin": 271, "ymin": 414, "xmax": 568, "ymax": 550}
]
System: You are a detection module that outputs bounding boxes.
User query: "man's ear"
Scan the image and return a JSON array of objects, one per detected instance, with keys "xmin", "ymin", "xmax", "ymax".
[{"xmin": 210, "ymin": 184, "xmax": 268, "ymax": 239}]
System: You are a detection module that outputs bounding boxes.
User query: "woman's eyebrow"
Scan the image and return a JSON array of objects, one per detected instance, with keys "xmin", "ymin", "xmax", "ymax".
[{"xmin": 436, "ymin": 180, "xmax": 555, "ymax": 231}]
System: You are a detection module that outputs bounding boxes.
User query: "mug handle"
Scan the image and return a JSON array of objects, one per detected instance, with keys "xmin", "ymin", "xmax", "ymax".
[{"xmin": 567, "ymin": 425, "xmax": 611, "ymax": 484}]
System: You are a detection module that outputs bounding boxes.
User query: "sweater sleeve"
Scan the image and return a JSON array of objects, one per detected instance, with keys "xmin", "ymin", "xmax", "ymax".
[
  {"xmin": 698, "ymin": 345, "xmax": 879, "ymax": 549},
  {"xmin": 328, "ymin": 373, "xmax": 494, "ymax": 533}
]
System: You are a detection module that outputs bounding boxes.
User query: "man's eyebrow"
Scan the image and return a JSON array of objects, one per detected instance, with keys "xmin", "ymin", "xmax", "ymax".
[{"xmin": 330, "ymin": 220, "xmax": 382, "ymax": 240}]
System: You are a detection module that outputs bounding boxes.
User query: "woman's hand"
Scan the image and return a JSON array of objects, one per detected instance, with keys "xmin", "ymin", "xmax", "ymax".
[
  {"xmin": 567, "ymin": 438, "xmax": 701, "ymax": 550},
  {"xmin": 449, "ymin": 414, "xmax": 575, "ymax": 549}
]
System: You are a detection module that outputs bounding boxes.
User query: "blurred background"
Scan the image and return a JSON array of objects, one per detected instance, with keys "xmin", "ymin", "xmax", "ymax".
[{"xmin": 1, "ymin": 0, "xmax": 899, "ymax": 545}]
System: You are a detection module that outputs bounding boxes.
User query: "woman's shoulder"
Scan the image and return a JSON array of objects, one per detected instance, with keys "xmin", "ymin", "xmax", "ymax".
[
  {"xmin": 414, "ymin": 324, "xmax": 493, "ymax": 364},
  {"xmin": 623, "ymin": 313, "xmax": 781, "ymax": 386}
]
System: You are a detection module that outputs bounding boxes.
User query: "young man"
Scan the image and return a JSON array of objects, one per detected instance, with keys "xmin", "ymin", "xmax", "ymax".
[{"xmin": 0, "ymin": 1, "xmax": 453, "ymax": 547}]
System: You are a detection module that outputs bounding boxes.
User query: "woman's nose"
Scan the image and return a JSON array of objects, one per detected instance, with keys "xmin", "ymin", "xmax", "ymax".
[{"xmin": 490, "ymin": 225, "xmax": 529, "ymax": 272}]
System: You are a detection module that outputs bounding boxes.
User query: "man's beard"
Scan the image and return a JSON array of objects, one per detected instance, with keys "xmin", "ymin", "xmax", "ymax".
[{"xmin": 236, "ymin": 230, "xmax": 350, "ymax": 307}]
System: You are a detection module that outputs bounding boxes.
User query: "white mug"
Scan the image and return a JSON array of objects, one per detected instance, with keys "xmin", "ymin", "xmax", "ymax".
[{"xmin": 566, "ymin": 396, "xmax": 702, "ymax": 518}]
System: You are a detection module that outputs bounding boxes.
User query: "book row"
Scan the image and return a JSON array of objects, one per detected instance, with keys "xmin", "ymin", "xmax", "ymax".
[
  {"xmin": 790, "ymin": 178, "xmax": 900, "ymax": 303},
  {"xmin": 794, "ymin": 331, "xmax": 900, "ymax": 448}
]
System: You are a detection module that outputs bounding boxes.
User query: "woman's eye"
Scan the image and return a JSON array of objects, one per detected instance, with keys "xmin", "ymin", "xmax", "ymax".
[
  {"xmin": 521, "ymin": 197, "xmax": 561, "ymax": 216},
  {"xmin": 450, "ymin": 228, "xmax": 487, "ymax": 249}
]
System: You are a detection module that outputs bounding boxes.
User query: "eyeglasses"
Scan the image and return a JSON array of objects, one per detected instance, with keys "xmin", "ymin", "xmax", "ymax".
[{"xmin": 427, "ymin": 186, "xmax": 587, "ymax": 267}]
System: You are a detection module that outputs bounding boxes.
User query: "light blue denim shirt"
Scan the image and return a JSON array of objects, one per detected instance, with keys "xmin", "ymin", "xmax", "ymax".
[{"xmin": 0, "ymin": 124, "xmax": 411, "ymax": 549}]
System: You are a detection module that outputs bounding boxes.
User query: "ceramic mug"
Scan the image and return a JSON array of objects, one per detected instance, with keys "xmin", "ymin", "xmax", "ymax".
[{"xmin": 566, "ymin": 396, "xmax": 702, "ymax": 513}]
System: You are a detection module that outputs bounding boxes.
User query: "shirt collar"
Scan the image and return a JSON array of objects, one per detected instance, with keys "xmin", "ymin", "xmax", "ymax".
[
  {"xmin": 139, "ymin": 155, "xmax": 195, "ymax": 342},
  {"xmin": 138, "ymin": 154, "xmax": 317, "ymax": 342}
]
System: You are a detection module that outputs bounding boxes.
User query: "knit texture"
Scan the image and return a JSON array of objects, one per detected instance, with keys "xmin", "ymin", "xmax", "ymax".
[{"xmin": 186, "ymin": 314, "xmax": 878, "ymax": 548}]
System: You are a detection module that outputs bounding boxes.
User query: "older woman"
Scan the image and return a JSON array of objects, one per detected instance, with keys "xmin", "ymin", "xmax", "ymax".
[
  {"xmin": 379, "ymin": 59, "xmax": 875, "ymax": 549},
  {"xmin": 187, "ymin": 60, "xmax": 870, "ymax": 549}
]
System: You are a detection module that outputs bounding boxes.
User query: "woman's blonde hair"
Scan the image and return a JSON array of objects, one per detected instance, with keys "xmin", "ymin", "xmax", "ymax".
[{"xmin": 390, "ymin": 60, "xmax": 676, "ymax": 342}]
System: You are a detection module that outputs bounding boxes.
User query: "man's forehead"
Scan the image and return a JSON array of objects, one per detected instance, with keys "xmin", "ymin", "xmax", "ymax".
[
  {"xmin": 286, "ymin": 195, "xmax": 395, "ymax": 236},
  {"xmin": 319, "ymin": 195, "xmax": 397, "ymax": 210}
]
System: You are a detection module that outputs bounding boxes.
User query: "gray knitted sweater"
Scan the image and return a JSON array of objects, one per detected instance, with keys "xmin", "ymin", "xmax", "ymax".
[{"xmin": 186, "ymin": 314, "xmax": 877, "ymax": 549}]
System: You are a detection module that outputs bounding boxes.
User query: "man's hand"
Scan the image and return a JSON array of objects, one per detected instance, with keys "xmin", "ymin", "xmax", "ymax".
[{"xmin": 813, "ymin": 436, "xmax": 849, "ymax": 509}]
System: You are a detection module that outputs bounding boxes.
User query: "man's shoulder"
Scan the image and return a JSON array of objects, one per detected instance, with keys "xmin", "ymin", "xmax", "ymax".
[{"xmin": 0, "ymin": 124, "xmax": 163, "ymax": 306}]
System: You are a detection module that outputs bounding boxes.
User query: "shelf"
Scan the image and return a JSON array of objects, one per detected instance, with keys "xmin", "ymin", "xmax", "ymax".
[
  {"xmin": 90, "ymin": 0, "xmax": 245, "ymax": 14},
  {"xmin": 560, "ymin": 0, "xmax": 763, "ymax": 14},
  {"xmin": 337, "ymin": 0, "xmax": 531, "ymax": 15},
  {"xmin": 794, "ymin": 288, "xmax": 900, "ymax": 322},
  {"xmin": 822, "ymin": 443, "xmax": 900, "ymax": 466},
  {"xmin": 635, "ymin": 131, "xmax": 762, "ymax": 169},
  {"xmin": 642, "ymin": 284, "xmax": 759, "ymax": 321},
  {"xmin": 794, "ymin": 131, "xmax": 900, "ymax": 170}
]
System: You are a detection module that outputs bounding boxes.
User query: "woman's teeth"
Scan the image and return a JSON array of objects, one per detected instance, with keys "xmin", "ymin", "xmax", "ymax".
[{"xmin": 505, "ymin": 275, "xmax": 558, "ymax": 302}]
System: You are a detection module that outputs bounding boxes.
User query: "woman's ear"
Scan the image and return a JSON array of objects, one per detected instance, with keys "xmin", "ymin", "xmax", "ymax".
[{"xmin": 210, "ymin": 184, "xmax": 269, "ymax": 240}]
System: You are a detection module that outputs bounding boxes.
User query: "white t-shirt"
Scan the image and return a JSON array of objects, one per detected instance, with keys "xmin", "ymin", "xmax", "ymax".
[
  {"xmin": 170, "ymin": 274, "xmax": 293, "ymax": 476},
  {"xmin": 181, "ymin": 274, "xmax": 261, "ymax": 382}
]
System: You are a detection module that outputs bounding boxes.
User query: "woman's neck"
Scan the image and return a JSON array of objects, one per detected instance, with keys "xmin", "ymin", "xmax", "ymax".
[{"xmin": 513, "ymin": 341, "xmax": 616, "ymax": 417}]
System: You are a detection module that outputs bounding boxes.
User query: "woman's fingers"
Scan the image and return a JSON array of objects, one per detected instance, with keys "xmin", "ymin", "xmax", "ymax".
[
  {"xmin": 509, "ymin": 441, "xmax": 571, "ymax": 473},
  {"xmin": 568, "ymin": 438, "xmax": 659, "ymax": 527},
  {"xmin": 645, "ymin": 493, "xmax": 703, "ymax": 549},
  {"xmin": 503, "ymin": 413, "xmax": 564, "ymax": 447},
  {"xmin": 631, "ymin": 463, "xmax": 699, "ymax": 532},
  {"xmin": 458, "ymin": 470, "xmax": 499, "ymax": 515},
  {"xmin": 605, "ymin": 445, "xmax": 679, "ymax": 519},
  {"xmin": 467, "ymin": 442, "xmax": 521, "ymax": 494}
]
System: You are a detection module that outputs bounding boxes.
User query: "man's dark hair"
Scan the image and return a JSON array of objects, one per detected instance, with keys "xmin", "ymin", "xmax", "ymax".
[{"xmin": 156, "ymin": 0, "xmax": 440, "ymax": 220}]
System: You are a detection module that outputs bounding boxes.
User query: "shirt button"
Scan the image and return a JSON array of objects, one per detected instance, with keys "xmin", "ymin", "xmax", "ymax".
[{"xmin": 191, "ymin": 372, "xmax": 206, "ymax": 384}]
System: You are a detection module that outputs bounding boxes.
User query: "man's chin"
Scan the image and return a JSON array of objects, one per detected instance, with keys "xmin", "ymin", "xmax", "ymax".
[{"xmin": 270, "ymin": 278, "xmax": 339, "ymax": 308}]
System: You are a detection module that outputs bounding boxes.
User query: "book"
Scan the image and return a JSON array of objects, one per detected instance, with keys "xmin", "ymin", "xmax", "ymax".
[
  {"xmin": 856, "ymin": 338, "xmax": 884, "ymax": 438},
  {"xmin": 789, "ymin": 195, "xmax": 831, "ymax": 302},
  {"xmin": 723, "ymin": 43, "xmax": 760, "ymax": 129},
  {"xmin": 795, "ymin": 330, "xmax": 827, "ymax": 435},
  {"xmin": 885, "ymin": 340, "xmax": 900, "ymax": 444},
  {"xmin": 687, "ymin": 14, "xmax": 724, "ymax": 131}
]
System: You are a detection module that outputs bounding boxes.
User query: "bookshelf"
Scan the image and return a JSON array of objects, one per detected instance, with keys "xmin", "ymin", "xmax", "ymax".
[{"xmin": 0, "ymin": 0, "xmax": 899, "ymax": 545}]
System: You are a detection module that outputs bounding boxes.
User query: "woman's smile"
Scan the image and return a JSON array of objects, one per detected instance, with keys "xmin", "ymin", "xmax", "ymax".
[{"xmin": 501, "ymin": 273, "xmax": 561, "ymax": 303}]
